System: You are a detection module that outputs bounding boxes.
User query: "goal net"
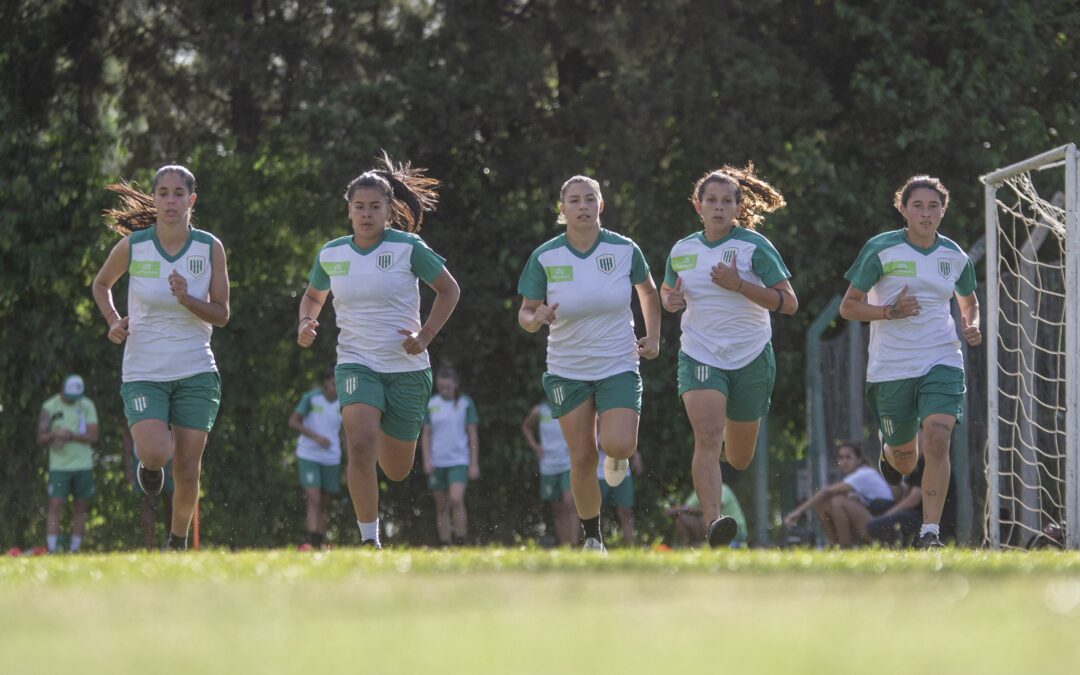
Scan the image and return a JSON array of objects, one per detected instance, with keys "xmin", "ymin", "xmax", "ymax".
[{"xmin": 982, "ymin": 144, "xmax": 1080, "ymax": 550}]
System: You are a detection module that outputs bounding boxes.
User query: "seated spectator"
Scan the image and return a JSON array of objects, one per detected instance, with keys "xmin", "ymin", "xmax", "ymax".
[
  {"xmin": 666, "ymin": 479, "xmax": 748, "ymax": 548},
  {"xmin": 866, "ymin": 456, "xmax": 925, "ymax": 547},
  {"xmin": 783, "ymin": 441, "xmax": 894, "ymax": 547}
]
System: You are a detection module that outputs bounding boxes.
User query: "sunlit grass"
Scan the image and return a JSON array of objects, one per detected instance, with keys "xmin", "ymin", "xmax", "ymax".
[{"xmin": 2, "ymin": 548, "xmax": 1079, "ymax": 674}]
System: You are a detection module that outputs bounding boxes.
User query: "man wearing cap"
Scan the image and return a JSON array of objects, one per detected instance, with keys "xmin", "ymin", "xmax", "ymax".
[{"xmin": 36, "ymin": 374, "xmax": 99, "ymax": 553}]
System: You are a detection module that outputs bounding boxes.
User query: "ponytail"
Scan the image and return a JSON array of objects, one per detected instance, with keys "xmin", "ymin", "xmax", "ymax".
[
  {"xmin": 102, "ymin": 181, "xmax": 156, "ymax": 236},
  {"xmin": 690, "ymin": 162, "xmax": 785, "ymax": 231},
  {"xmin": 345, "ymin": 151, "xmax": 439, "ymax": 233}
]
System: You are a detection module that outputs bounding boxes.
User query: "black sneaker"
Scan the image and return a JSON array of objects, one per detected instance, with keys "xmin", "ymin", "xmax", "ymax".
[
  {"xmin": 707, "ymin": 516, "xmax": 738, "ymax": 548},
  {"xmin": 136, "ymin": 462, "xmax": 165, "ymax": 496},
  {"xmin": 360, "ymin": 539, "xmax": 382, "ymax": 550},
  {"xmin": 914, "ymin": 531, "xmax": 946, "ymax": 549}
]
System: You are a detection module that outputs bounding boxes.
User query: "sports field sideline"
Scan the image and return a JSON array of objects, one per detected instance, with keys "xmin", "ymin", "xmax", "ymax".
[{"xmin": 2, "ymin": 548, "xmax": 1079, "ymax": 674}]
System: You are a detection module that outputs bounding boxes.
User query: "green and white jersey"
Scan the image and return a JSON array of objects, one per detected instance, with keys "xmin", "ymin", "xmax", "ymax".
[
  {"xmin": 844, "ymin": 229, "xmax": 977, "ymax": 383},
  {"xmin": 294, "ymin": 388, "xmax": 342, "ymax": 465},
  {"xmin": 309, "ymin": 230, "xmax": 446, "ymax": 373},
  {"xmin": 424, "ymin": 394, "xmax": 478, "ymax": 468},
  {"xmin": 518, "ymin": 229, "xmax": 651, "ymax": 380},
  {"xmin": 664, "ymin": 229, "xmax": 791, "ymax": 370},
  {"xmin": 124, "ymin": 226, "xmax": 218, "ymax": 383},
  {"xmin": 41, "ymin": 394, "xmax": 97, "ymax": 471},
  {"xmin": 536, "ymin": 402, "xmax": 571, "ymax": 476}
]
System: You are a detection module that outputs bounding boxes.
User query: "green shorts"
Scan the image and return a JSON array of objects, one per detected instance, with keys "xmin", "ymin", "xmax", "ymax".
[
  {"xmin": 48, "ymin": 470, "xmax": 94, "ymax": 500},
  {"xmin": 131, "ymin": 451, "xmax": 174, "ymax": 494},
  {"xmin": 428, "ymin": 465, "xmax": 468, "ymax": 492},
  {"xmin": 599, "ymin": 474, "xmax": 634, "ymax": 508},
  {"xmin": 540, "ymin": 470, "xmax": 571, "ymax": 502},
  {"xmin": 677, "ymin": 345, "xmax": 775, "ymax": 421},
  {"xmin": 121, "ymin": 371, "xmax": 222, "ymax": 432},
  {"xmin": 298, "ymin": 458, "xmax": 341, "ymax": 493},
  {"xmin": 542, "ymin": 370, "xmax": 642, "ymax": 418},
  {"xmin": 867, "ymin": 365, "xmax": 965, "ymax": 446},
  {"xmin": 336, "ymin": 363, "xmax": 433, "ymax": 441}
]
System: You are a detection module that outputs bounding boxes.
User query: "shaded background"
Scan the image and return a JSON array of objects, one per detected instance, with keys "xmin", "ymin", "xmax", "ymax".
[{"xmin": 2, "ymin": 0, "xmax": 1078, "ymax": 549}]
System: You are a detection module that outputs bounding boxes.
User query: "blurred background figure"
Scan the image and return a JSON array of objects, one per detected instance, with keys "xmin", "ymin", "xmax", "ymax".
[
  {"xmin": 288, "ymin": 367, "xmax": 342, "ymax": 551},
  {"xmin": 522, "ymin": 400, "xmax": 579, "ymax": 547},
  {"xmin": 421, "ymin": 365, "xmax": 480, "ymax": 547},
  {"xmin": 37, "ymin": 375, "xmax": 98, "ymax": 553},
  {"xmin": 666, "ymin": 464, "xmax": 747, "ymax": 548}
]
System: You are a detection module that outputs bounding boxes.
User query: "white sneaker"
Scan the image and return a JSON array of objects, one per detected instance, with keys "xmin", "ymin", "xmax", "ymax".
[
  {"xmin": 603, "ymin": 456, "xmax": 629, "ymax": 487},
  {"xmin": 583, "ymin": 537, "xmax": 607, "ymax": 553}
]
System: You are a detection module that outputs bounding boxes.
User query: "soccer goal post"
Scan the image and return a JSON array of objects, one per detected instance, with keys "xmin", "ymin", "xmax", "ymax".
[{"xmin": 982, "ymin": 144, "xmax": 1080, "ymax": 550}]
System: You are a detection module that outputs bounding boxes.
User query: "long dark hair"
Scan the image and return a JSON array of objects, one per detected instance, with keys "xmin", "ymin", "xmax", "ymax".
[
  {"xmin": 344, "ymin": 152, "xmax": 439, "ymax": 233},
  {"xmin": 102, "ymin": 165, "xmax": 197, "ymax": 236},
  {"xmin": 690, "ymin": 162, "xmax": 785, "ymax": 231}
]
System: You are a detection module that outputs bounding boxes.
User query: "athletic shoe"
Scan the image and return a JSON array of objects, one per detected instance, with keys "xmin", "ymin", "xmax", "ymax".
[
  {"xmin": 583, "ymin": 537, "xmax": 607, "ymax": 553},
  {"xmin": 707, "ymin": 516, "xmax": 738, "ymax": 548},
  {"xmin": 360, "ymin": 539, "xmax": 383, "ymax": 550},
  {"xmin": 914, "ymin": 531, "xmax": 946, "ymax": 549},
  {"xmin": 603, "ymin": 456, "xmax": 629, "ymax": 487},
  {"xmin": 136, "ymin": 462, "xmax": 165, "ymax": 496},
  {"xmin": 877, "ymin": 433, "xmax": 903, "ymax": 486}
]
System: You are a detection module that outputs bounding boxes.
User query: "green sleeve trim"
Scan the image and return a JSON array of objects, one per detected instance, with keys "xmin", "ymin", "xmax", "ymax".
[
  {"xmin": 663, "ymin": 252, "xmax": 678, "ymax": 287},
  {"xmin": 409, "ymin": 237, "xmax": 447, "ymax": 285},
  {"xmin": 294, "ymin": 391, "xmax": 315, "ymax": 415},
  {"xmin": 749, "ymin": 236, "xmax": 790, "ymax": 287},
  {"xmin": 466, "ymin": 396, "xmax": 479, "ymax": 425},
  {"xmin": 630, "ymin": 242, "xmax": 651, "ymax": 285},
  {"xmin": 844, "ymin": 239, "xmax": 886, "ymax": 292},
  {"xmin": 309, "ymin": 250, "xmax": 331, "ymax": 291},
  {"xmin": 956, "ymin": 259, "xmax": 977, "ymax": 296},
  {"xmin": 518, "ymin": 248, "xmax": 548, "ymax": 300}
]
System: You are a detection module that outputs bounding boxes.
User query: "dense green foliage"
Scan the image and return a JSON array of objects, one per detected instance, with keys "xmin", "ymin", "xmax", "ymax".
[{"xmin": 2, "ymin": 1, "xmax": 1078, "ymax": 549}]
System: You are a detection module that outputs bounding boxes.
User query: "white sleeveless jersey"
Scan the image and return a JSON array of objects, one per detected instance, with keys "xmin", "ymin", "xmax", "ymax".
[
  {"xmin": 309, "ymin": 230, "xmax": 445, "ymax": 373},
  {"xmin": 123, "ymin": 226, "xmax": 218, "ymax": 382}
]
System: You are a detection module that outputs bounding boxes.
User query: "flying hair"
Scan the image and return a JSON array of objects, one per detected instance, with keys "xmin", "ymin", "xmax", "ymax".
[
  {"xmin": 344, "ymin": 151, "xmax": 439, "ymax": 233},
  {"xmin": 690, "ymin": 162, "xmax": 786, "ymax": 231},
  {"xmin": 102, "ymin": 165, "xmax": 198, "ymax": 236}
]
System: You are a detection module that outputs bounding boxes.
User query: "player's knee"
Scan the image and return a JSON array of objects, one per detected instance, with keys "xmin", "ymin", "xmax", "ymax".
[
  {"xmin": 570, "ymin": 453, "xmax": 598, "ymax": 474},
  {"xmin": 693, "ymin": 426, "xmax": 725, "ymax": 454},
  {"xmin": 601, "ymin": 436, "xmax": 636, "ymax": 459},
  {"xmin": 726, "ymin": 451, "xmax": 753, "ymax": 471},
  {"xmin": 449, "ymin": 495, "xmax": 466, "ymax": 511},
  {"xmin": 381, "ymin": 462, "xmax": 410, "ymax": 482},
  {"xmin": 829, "ymin": 494, "xmax": 850, "ymax": 510}
]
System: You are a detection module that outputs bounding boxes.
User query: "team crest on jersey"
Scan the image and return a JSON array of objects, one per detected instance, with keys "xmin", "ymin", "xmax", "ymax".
[
  {"xmin": 186, "ymin": 256, "xmax": 207, "ymax": 277},
  {"xmin": 938, "ymin": 259, "xmax": 952, "ymax": 279},
  {"xmin": 596, "ymin": 254, "xmax": 616, "ymax": 274},
  {"xmin": 721, "ymin": 248, "xmax": 737, "ymax": 265},
  {"xmin": 377, "ymin": 253, "xmax": 394, "ymax": 271}
]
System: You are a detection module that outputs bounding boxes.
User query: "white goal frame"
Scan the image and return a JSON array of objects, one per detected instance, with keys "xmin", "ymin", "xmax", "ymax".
[{"xmin": 982, "ymin": 143, "xmax": 1080, "ymax": 550}]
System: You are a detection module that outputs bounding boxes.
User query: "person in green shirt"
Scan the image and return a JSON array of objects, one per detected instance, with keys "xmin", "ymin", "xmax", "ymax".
[{"xmin": 36, "ymin": 375, "xmax": 99, "ymax": 553}]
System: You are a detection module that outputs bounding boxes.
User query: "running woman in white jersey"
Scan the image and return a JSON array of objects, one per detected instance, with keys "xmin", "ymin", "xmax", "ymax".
[
  {"xmin": 297, "ymin": 155, "xmax": 460, "ymax": 549},
  {"xmin": 840, "ymin": 175, "xmax": 980, "ymax": 549},
  {"xmin": 661, "ymin": 164, "xmax": 798, "ymax": 547},
  {"xmin": 92, "ymin": 166, "xmax": 230, "ymax": 551},
  {"xmin": 420, "ymin": 364, "xmax": 480, "ymax": 547},
  {"xmin": 518, "ymin": 175, "xmax": 661, "ymax": 552}
]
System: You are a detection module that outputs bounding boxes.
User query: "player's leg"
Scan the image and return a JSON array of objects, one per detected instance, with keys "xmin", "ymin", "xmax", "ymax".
[
  {"xmin": 545, "ymin": 373, "xmax": 604, "ymax": 549},
  {"xmin": 341, "ymin": 403, "xmax": 382, "ymax": 543},
  {"xmin": 722, "ymin": 344, "xmax": 775, "ymax": 470},
  {"xmin": 432, "ymin": 484, "xmax": 451, "ymax": 546},
  {"xmin": 45, "ymin": 478, "xmax": 65, "ymax": 553},
  {"xmin": 914, "ymin": 366, "xmax": 964, "ymax": 548},
  {"xmin": 70, "ymin": 498, "xmax": 88, "ymax": 552},
  {"xmin": 124, "ymin": 381, "xmax": 175, "ymax": 497},
  {"xmin": 596, "ymin": 371, "xmax": 642, "ymax": 486},
  {"xmin": 827, "ymin": 494, "xmax": 856, "ymax": 547},
  {"xmin": 169, "ymin": 425, "xmax": 208, "ymax": 549},
  {"xmin": 558, "ymin": 476, "xmax": 579, "ymax": 546},
  {"xmin": 836, "ymin": 496, "xmax": 875, "ymax": 545},
  {"xmin": 448, "ymin": 475, "xmax": 468, "ymax": 544},
  {"xmin": 304, "ymin": 487, "xmax": 322, "ymax": 543},
  {"xmin": 812, "ymin": 500, "xmax": 839, "ymax": 545},
  {"xmin": 867, "ymin": 379, "xmax": 920, "ymax": 484}
]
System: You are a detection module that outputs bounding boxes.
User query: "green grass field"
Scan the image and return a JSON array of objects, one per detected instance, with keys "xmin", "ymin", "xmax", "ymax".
[{"xmin": 3, "ymin": 548, "xmax": 1080, "ymax": 674}]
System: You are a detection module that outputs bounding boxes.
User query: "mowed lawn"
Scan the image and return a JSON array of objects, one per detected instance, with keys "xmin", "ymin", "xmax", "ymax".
[{"xmin": 2, "ymin": 548, "xmax": 1080, "ymax": 675}]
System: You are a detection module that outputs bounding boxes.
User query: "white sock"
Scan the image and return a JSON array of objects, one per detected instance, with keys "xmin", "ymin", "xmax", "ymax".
[
  {"xmin": 357, "ymin": 520, "xmax": 380, "ymax": 544},
  {"xmin": 46, "ymin": 535, "xmax": 58, "ymax": 553},
  {"xmin": 919, "ymin": 523, "xmax": 940, "ymax": 537},
  {"xmin": 70, "ymin": 536, "xmax": 82, "ymax": 552}
]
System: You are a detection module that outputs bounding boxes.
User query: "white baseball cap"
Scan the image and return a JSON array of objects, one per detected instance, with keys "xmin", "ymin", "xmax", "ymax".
[{"xmin": 63, "ymin": 374, "xmax": 84, "ymax": 399}]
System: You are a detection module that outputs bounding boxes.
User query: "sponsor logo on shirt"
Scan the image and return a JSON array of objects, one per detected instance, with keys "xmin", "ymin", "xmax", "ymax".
[
  {"xmin": 186, "ymin": 255, "xmax": 207, "ymax": 277},
  {"xmin": 129, "ymin": 260, "xmax": 161, "ymax": 278},
  {"xmin": 321, "ymin": 261, "xmax": 351, "ymax": 276},
  {"xmin": 670, "ymin": 254, "xmax": 698, "ymax": 272},
  {"xmin": 596, "ymin": 254, "xmax": 615, "ymax": 274},
  {"xmin": 545, "ymin": 266, "xmax": 574, "ymax": 283},
  {"xmin": 938, "ymin": 259, "xmax": 952, "ymax": 279},
  {"xmin": 882, "ymin": 260, "xmax": 916, "ymax": 277},
  {"xmin": 429, "ymin": 405, "xmax": 440, "ymax": 414},
  {"xmin": 377, "ymin": 252, "xmax": 394, "ymax": 271}
]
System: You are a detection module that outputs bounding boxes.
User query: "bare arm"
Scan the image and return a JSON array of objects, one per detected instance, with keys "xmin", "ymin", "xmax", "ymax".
[
  {"xmin": 710, "ymin": 257, "xmax": 799, "ymax": 315},
  {"xmin": 840, "ymin": 283, "xmax": 920, "ymax": 322},
  {"xmin": 956, "ymin": 292, "xmax": 982, "ymax": 346},
  {"xmin": 36, "ymin": 409, "xmax": 56, "ymax": 447},
  {"xmin": 518, "ymin": 297, "xmax": 558, "ymax": 333},
  {"xmin": 92, "ymin": 238, "xmax": 132, "ymax": 343},
  {"xmin": 784, "ymin": 481, "xmax": 853, "ymax": 525},
  {"xmin": 468, "ymin": 423, "xmax": 480, "ymax": 479},
  {"xmin": 288, "ymin": 411, "xmax": 330, "ymax": 447},
  {"xmin": 521, "ymin": 406, "xmax": 544, "ymax": 458},
  {"xmin": 297, "ymin": 285, "xmax": 330, "ymax": 347},
  {"xmin": 400, "ymin": 268, "xmax": 461, "ymax": 354},
  {"xmin": 172, "ymin": 238, "xmax": 230, "ymax": 327},
  {"xmin": 634, "ymin": 277, "xmax": 661, "ymax": 359}
]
